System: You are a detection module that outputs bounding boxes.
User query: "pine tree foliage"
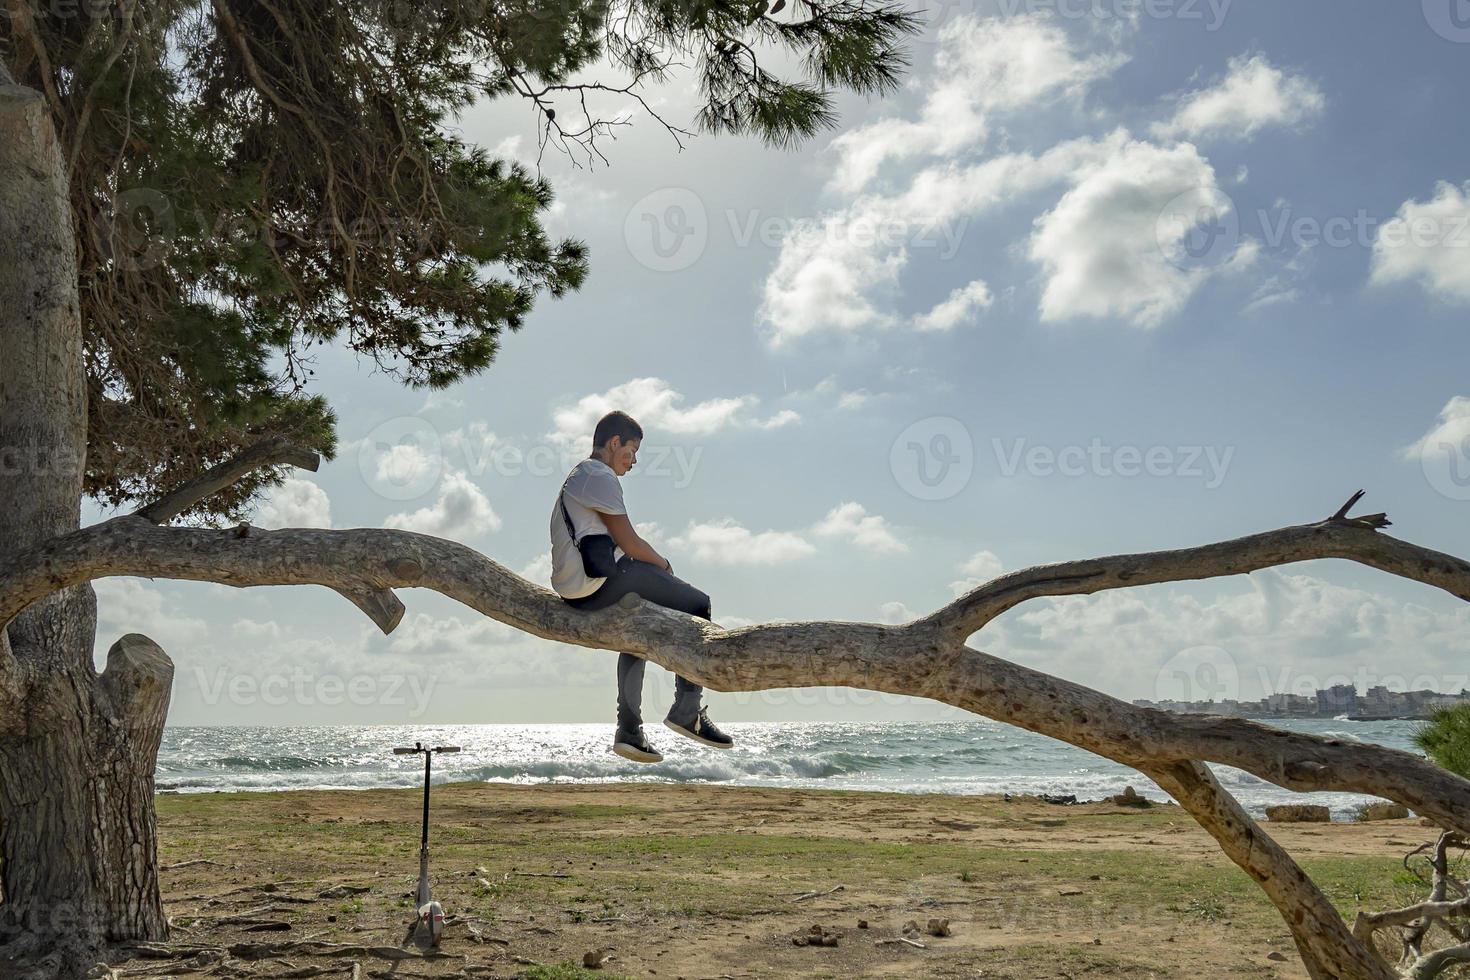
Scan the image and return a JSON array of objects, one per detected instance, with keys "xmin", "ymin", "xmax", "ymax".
[
  {"xmin": 1416, "ymin": 704, "xmax": 1470, "ymax": 779},
  {"xmin": 1, "ymin": 0, "xmax": 918, "ymax": 520}
]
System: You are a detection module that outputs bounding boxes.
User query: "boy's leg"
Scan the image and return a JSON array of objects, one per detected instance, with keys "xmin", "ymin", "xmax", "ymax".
[
  {"xmin": 605, "ymin": 562, "xmax": 711, "ymax": 725},
  {"xmin": 616, "ymin": 652, "xmax": 647, "ymax": 732},
  {"xmin": 569, "ymin": 558, "xmax": 723, "ymax": 740}
]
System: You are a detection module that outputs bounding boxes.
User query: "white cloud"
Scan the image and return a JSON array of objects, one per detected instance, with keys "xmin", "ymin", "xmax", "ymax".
[
  {"xmin": 490, "ymin": 134, "xmax": 523, "ymax": 159},
  {"xmin": 384, "ymin": 473, "xmax": 501, "ymax": 539},
  {"xmin": 519, "ymin": 553, "xmax": 554, "ymax": 585},
  {"xmin": 1029, "ymin": 139, "xmax": 1246, "ymax": 327},
  {"xmin": 383, "ymin": 611, "xmax": 521, "ymax": 655},
  {"xmin": 668, "ymin": 519, "xmax": 815, "ymax": 565},
  {"xmin": 253, "ymin": 477, "xmax": 332, "ymax": 530},
  {"xmin": 959, "ymin": 550, "xmax": 1006, "ymax": 579},
  {"xmin": 879, "ymin": 601, "xmax": 918, "ymax": 625},
  {"xmin": 1152, "ymin": 54, "xmax": 1325, "ymax": 142},
  {"xmin": 549, "ymin": 378, "xmax": 796, "ymax": 450},
  {"xmin": 913, "ymin": 280, "xmax": 993, "ymax": 332},
  {"xmin": 1370, "ymin": 180, "xmax": 1470, "ymax": 304},
  {"xmin": 94, "ymin": 578, "xmax": 211, "ymax": 652},
  {"xmin": 950, "ymin": 549, "xmax": 1005, "ymax": 596},
  {"xmin": 837, "ymin": 390, "xmax": 871, "ymax": 411},
  {"xmin": 1403, "ymin": 397, "xmax": 1470, "ymax": 463},
  {"xmin": 635, "ymin": 521, "xmax": 668, "ymax": 548},
  {"xmin": 982, "ymin": 571, "xmax": 1470, "ymax": 704},
  {"xmin": 752, "ymin": 409, "xmax": 801, "ymax": 430},
  {"xmin": 761, "ymin": 131, "xmax": 1129, "ymax": 345},
  {"xmin": 374, "ymin": 443, "xmax": 437, "ymax": 487},
  {"xmin": 830, "ymin": 15, "xmax": 1126, "ymax": 193},
  {"xmin": 811, "ymin": 502, "xmax": 907, "ymax": 554}
]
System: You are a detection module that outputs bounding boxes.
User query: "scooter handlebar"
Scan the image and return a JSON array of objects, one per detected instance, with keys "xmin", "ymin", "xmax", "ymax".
[
  {"xmin": 432, "ymin": 746, "xmax": 462, "ymax": 754},
  {"xmin": 393, "ymin": 747, "xmax": 422, "ymax": 755}
]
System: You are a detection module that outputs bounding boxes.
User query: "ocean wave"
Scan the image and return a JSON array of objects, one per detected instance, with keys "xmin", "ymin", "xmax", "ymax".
[{"xmin": 155, "ymin": 719, "xmax": 1421, "ymax": 820}]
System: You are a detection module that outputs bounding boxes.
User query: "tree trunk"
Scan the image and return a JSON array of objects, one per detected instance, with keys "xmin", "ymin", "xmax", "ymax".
[{"xmin": 0, "ymin": 72, "xmax": 173, "ymax": 964}]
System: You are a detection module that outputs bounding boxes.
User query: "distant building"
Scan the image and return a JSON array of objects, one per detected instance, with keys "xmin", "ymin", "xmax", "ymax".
[
  {"xmin": 1317, "ymin": 684, "xmax": 1357, "ymax": 716},
  {"xmin": 1131, "ymin": 682, "xmax": 1470, "ymax": 720}
]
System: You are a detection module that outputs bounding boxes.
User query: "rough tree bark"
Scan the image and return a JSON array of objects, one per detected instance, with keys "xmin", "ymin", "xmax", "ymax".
[
  {"xmin": 0, "ymin": 69, "xmax": 174, "ymax": 963},
  {"xmin": 7, "ymin": 476, "xmax": 1470, "ymax": 978}
]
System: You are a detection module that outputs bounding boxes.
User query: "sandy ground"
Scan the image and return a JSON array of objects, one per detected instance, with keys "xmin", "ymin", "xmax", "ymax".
[{"xmin": 83, "ymin": 783, "xmax": 1443, "ymax": 979}]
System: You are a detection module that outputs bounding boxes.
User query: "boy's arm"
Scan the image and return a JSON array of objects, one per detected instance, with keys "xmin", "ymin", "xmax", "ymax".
[{"xmin": 599, "ymin": 512, "xmax": 670, "ymax": 571}]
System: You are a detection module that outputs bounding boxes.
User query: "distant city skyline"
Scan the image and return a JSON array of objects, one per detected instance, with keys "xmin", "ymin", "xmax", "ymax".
[{"xmin": 1135, "ymin": 682, "xmax": 1470, "ymax": 721}]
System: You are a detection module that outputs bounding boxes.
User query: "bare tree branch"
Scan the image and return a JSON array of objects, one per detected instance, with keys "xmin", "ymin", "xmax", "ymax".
[
  {"xmin": 1407, "ymin": 941, "xmax": 1470, "ymax": 980},
  {"xmin": 1147, "ymin": 759, "xmax": 1394, "ymax": 980},
  {"xmin": 5, "ymin": 493, "xmax": 1470, "ymax": 978},
  {"xmin": 3, "ymin": 502, "xmax": 1470, "ymax": 833},
  {"xmin": 135, "ymin": 437, "xmax": 320, "ymax": 524},
  {"xmin": 919, "ymin": 492, "xmax": 1467, "ymax": 642},
  {"xmin": 1355, "ymin": 832, "xmax": 1470, "ymax": 972},
  {"xmin": 131, "ymin": 436, "xmax": 404, "ymax": 632}
]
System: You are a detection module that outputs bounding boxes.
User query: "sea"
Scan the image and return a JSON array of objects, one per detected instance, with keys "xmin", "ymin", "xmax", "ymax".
[{"xmin": 156, "ymin": 719, "xmax": 1425, "ymax": 821}]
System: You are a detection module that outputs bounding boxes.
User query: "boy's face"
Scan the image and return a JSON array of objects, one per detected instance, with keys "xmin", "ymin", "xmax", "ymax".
[{"xmin": 605, "ymin": 436, "xmax": 640, "ymax": 476}]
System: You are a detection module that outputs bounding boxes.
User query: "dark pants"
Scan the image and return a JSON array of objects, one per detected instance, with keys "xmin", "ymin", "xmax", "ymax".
[{"xmin": 565, "ymin": 555, "xmax": 710, "ymax": 730}]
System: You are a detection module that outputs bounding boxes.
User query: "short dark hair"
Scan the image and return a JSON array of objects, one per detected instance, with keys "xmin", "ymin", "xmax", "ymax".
[{"xmin": 593, "ymin": 410, "xmax": 643, "ymax": 448}]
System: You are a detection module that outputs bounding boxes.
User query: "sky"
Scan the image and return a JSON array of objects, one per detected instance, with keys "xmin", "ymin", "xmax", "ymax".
[{"xmin": 91, "ymin": 0, "xmax": 1470, "ymax": 726}]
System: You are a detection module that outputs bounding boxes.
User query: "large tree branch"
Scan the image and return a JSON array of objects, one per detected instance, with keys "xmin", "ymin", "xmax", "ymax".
[
  {"xmin": 129, "ymin": 438, "xmax": 405, "ymax": 632},
  {"xmin": 1147, "ymin": 759, "xmax": 1393, "ymax": 980},
  {"xmin": 4, "ymin": 506, "xmax": 1470, "ymax": 835},
  {"xmin": 918, "ymin": 492, "xmax": 1458, "ymax": 641},
  {"xmin": 6, "ymin": 494, "xmax": 1470, "ymax": 979},
  {"xmin": 135, "ymin": 436, "xmax": 319, "ymax": 524},
  {"xmin": 1408, "ymin": 942, "xmax": 1470, "ymax": 980}
]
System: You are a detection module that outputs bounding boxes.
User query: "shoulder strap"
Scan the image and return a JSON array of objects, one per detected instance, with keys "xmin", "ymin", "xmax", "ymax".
[{"xmin": 558, "ymin": 481, "xmax": 579, "ymax": 546}]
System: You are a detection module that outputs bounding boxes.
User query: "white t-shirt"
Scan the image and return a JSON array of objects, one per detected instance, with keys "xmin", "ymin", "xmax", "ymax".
[{"xmin": 549, "ymin": 458, "xmax": 627, "ymax": 599}]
